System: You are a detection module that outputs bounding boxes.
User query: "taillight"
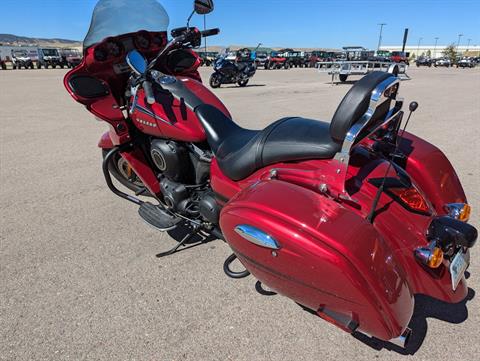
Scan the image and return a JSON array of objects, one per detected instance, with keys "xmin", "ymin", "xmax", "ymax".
[{"xmin": 389, "ymin": 187, "xmax": 430, "ymax": 213}]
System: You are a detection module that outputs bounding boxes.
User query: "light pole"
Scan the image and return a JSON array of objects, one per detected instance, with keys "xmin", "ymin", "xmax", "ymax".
[
  {"xmin": 377, "ymin": 23, "xmax": 386, "ymax": 51},
  {"xmin": 433, "ymin": 37, "xmax": 439, "ymax": 58},
  {"xmin": 417, "ymin": 37, "xmax": 423, "ymax": 57},
  {"xmin": 467, "ymin": 38, "xmax": 471, "ymax": 52},
  {"xmin": 457, "ymin": 34, "xmax": 463, "ymax": 50},
  {"xmin": 204, "ymin": 14, "xmax": 207, "ymax": 54}
]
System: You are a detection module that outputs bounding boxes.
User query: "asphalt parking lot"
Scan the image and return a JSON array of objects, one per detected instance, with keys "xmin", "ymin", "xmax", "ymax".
[{"xmin": 1, "ymin": 66, "xmax": 479, "ymax": 361}]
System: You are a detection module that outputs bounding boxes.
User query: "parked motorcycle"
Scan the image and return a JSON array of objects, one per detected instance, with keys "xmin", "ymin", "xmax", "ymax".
[
  {"xmin": 210, "ymin": 51, "xmax": 256, "ymax": 88},
  {"xmin": 65, "ymin": 0, "xmax": 477, "ymax": 350}
]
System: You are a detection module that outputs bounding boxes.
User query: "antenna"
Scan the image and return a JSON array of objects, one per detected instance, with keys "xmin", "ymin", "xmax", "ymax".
[{"xmin": 366, "ymin": 101, "xmax": 419, "ymax": 223}]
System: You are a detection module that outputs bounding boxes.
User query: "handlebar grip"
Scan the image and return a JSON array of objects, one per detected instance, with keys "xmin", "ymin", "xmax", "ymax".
[
  {"xmin": 200, "ymin": 28, "xmax": 220, "ymax": 37},
  {"xmin": 142, "ymin": 80, "xmax": 155, "ymax": 105}
]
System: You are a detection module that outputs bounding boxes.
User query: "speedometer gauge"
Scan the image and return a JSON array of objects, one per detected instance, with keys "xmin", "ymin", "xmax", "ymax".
[
  {"xmin": 135, "ymin": 31, "xmax": 151, "ymax": 49},
  {"xmin": 106, "ymin": 40, "xmax": 123, "ymax": 57},
  {"xmin": 94, "ymin": 47, "xmax": 107, "ymax": 61},
  {"xmin": 152, "ymin": 33, "xmax": 165, "ymax": 47}
]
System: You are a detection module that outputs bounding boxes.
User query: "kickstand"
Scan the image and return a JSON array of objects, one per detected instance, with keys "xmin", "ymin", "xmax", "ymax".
[{"xmin": 156, "ymin": 227, "xmax": 203, "ymax": 258}]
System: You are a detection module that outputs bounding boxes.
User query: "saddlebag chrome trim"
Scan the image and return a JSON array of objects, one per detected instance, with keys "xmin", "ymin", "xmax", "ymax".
[{"xmin": 234, "ymin": 225, "xmax": 280, "ymax": 249}]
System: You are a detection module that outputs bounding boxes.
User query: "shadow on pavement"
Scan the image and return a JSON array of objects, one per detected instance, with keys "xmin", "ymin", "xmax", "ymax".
[
  {"xmin": 352, "ymin": 287, "xmax": 475, "ymax": 355},
  {"xmin": 155, "ymin": 222, "xmax": 218, "ymax": 257}
]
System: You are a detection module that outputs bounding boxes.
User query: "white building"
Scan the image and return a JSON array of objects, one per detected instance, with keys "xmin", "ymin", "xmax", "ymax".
[{"xmin": 380, "ymin": 45, "xmax": 480, "ymax": 58}]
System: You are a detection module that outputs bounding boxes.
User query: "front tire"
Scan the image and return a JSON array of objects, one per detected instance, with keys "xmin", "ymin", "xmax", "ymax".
[
  {"xmin": 102, "ymin": 150, "xmax": 150, "ymax": 195},
  {"xmin": 238, "ymin": 79, "xmax": 249, "ymax": 87},
  {"xmin": 339, "ymin": 74, "xmax": 348, "ymax": 82},
  {"xmin": 209, "ymin": 73, "xmax": 222, "ymax": 88}
]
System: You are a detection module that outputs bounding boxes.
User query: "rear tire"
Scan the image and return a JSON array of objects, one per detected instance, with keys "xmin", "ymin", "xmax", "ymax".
[
  {"xmin": 339, "ymin": 74, "xmax": 348, "ymax": 82},
  {"xmin": 209, "ymin": 73, "xmax": 222, "ymax": 88}
]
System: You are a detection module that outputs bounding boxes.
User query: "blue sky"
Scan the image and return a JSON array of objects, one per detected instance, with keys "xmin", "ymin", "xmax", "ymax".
[{"xmin": 0, "ymin": 0, "xmax": 479, "ymax": 48}]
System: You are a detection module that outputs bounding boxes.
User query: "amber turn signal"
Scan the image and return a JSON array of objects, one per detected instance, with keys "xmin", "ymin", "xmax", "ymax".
[
  {"xmin": 445, "ymin": 203, "xmax": 471, "ymax": 222},
  {"xmin": 415, "ymin": 244, "xmax": 444, "ymax": 269}
]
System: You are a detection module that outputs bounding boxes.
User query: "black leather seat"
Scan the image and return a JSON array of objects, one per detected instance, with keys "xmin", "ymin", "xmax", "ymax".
[{"xmin": 196, "ymin": 71, "xmax": 394, "ymax": 181}]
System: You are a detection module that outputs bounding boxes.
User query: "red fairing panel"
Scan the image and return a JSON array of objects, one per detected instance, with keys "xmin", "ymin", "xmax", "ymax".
[{"xmin": 220, "ymin": 180, "xmax": 414, "ymax": 340}]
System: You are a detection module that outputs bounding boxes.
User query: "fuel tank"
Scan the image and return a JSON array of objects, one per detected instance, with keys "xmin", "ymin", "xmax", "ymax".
[{"xmin": 131, "ymin": 76, "xmax": 230, "ymax": 142}]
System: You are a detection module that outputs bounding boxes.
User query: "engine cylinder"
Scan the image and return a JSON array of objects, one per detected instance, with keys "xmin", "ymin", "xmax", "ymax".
[{"xmin": 150, "ymin": 139, "xmax": 191, "ymax": 182}]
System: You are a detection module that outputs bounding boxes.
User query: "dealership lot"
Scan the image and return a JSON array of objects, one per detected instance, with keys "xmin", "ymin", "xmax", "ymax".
[{"xmin": 1, "ymin": 66, "xmax": 479, "ymax": 360}]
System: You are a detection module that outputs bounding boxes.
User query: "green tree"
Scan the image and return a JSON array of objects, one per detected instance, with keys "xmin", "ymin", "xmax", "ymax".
[
  {"xmin": 426, "ymin": 49, "xmax": 431, "ymax": 57},
  {"xmin": 443, "ymin": 43, "xmax": 457, "ymax": 63}
]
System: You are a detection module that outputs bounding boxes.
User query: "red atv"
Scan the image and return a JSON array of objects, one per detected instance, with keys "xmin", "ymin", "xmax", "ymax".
[
  {"xmin": 65, "ymin": 0, "xmax": 476, "ymax": 352},
  {"xmin": 391, "ymin": 51, "xmax": 410, "ymax": 65},
  {"xmin": 266, "ymin": 51, "xmax": 289, "ymax": 69}
]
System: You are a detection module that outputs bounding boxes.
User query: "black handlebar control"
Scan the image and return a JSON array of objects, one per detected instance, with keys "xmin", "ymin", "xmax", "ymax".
[{"xmin": 200, "ymin": 28, "xmax": 220, "ymax": 37}]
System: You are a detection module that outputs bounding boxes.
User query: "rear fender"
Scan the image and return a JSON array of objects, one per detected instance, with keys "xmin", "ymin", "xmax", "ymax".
[
  {"xmin": 220, "ymin": 180, "xmax": 414, "ymax": 340},
  {"xmin": 398, "ymin": 132, "xmax": 467, "ymax": 212}
]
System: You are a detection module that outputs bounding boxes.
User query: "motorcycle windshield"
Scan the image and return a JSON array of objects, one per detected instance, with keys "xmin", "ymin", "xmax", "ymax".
[{"xmin": 83, "ymin": 0, "xmax": 169, "ymax": 50}]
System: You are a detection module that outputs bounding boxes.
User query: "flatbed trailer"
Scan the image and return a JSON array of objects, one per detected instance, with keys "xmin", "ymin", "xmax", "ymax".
[{"xmin": 317, "ymin": 60, "xmax": 410, "ymax": 83}]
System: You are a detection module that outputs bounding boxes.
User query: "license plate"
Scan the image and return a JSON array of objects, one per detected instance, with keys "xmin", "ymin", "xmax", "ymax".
[{"xmin": 450, "ymin": 250, "xmax": 470, "ymax": 291}]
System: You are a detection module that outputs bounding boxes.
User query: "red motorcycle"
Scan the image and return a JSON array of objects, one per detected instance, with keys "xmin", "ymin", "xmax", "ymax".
[{"xmin": 65, "ymin": 0, "xmax": 476, "ymax": 350}]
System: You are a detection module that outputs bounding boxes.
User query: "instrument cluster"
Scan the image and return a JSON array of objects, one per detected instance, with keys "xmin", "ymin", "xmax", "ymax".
[{"xmin": 92, "ymin": 31, "xmax": 167, "ymax": 63}]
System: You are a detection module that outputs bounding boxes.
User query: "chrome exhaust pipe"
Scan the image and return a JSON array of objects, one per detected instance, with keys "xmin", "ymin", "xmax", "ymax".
[{"xmin": 389, "ymin": 327, "xmax": 412, "ymax": 349}]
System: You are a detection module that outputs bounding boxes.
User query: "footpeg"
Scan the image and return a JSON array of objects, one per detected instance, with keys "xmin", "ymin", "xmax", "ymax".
[{"xmin": 138, "ymin": 202, "xmax": 180, "ymax": 231}]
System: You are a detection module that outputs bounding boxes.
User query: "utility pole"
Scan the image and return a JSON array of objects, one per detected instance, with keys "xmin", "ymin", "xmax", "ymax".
[
  {"xmin": 466, "ymin": 38, "xmax": 471, "ymax": 52},
  {"xmin": 417, "ymin": 37, "xmax": 423, "ymax": 57},
  {"xmin": 377, "ymin": 23, "xmax": 386, "ymax": 51},
  {"xmin": 433, "ymin": 37, "xmax": 439, "ymax": 58}
]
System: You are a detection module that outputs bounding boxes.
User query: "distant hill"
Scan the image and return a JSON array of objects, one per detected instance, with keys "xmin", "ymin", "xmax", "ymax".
[
  {"xmin": 0, "ymin": 34, "xmax": 81, "ymax": 48},
  {"xmin": 0, "ymin": 34, "xmax": 339, "ymax": 53}
]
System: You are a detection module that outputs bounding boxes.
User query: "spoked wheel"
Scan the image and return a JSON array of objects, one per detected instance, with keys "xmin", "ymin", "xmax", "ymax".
[
  {"xmin": 102, "ymin": 149, "xmax": 150, "ymax": 196},
  {"xmin": 209, "ymin": 73, "xmax": 222, "ymax": 88}
]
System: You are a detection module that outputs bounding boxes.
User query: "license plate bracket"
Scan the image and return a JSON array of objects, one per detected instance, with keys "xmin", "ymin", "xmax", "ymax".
[{"xmin": 450, "ymin": 249, "xmax": 470, "ymax": 291}]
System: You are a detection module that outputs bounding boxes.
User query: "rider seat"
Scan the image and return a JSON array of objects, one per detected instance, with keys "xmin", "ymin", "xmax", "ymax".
[{"xmin": 196, "ymin": 71, "xmax": 395, "ymax": 181}]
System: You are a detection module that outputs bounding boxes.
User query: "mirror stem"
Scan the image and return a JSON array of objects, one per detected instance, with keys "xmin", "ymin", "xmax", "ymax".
[{"xmin": 186, "ymin": 10, "xmax": 195, "ymax": 29}]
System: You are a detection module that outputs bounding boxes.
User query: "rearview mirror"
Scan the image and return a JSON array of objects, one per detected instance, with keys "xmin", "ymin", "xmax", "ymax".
[
  {"xmin": 126, "ymin": 50, "xmax": 147, "ymax": 76},
  {"xmin": 194, "ymin": 0, "xmax": 214, "ymax": 15}
]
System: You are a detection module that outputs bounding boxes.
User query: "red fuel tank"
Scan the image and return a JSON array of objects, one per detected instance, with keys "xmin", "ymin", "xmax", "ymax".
[{"xmin": 131, "ymin": 76, "xmax": 231, "ymax": 142}]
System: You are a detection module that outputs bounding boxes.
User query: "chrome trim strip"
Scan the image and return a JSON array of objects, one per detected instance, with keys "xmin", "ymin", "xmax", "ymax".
[
  {"xmin": 134, "ymin": 104, "xmax": 172, "ymax": 125},
  {"xmin": 234, "ymin": 225, "xmax": 280, "ymax": 250}
]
